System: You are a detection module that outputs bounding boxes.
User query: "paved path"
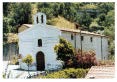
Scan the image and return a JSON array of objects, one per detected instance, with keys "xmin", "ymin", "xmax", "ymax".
[
  {"xmin": 3, "ymin": 61, "xmax": 44, "ymax": 79},
  {"xmin": 85, "ymin": 66, "xmax": 115, "ymax": 79}
]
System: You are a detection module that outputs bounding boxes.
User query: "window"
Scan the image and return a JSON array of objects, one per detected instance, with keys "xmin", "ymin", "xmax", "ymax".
[
  {"xmin": 75, "ymin": 24, "xmax": 79, "ymax": 29},
  {"xmin": 41, "ymin": 15, "xmax": 43, "ymax": 23},
  {"xmin": 71, "ymin": 34, "xmax": 74, "ymax": 40},
  {"xmin": 81, "ymin": 36, "xmax": 84, "ymax": 41},
  {"xmin": 90, "ymin": 37, "xmax": 93, "ymax": 42},
  {"xmin": 108, "ymin": 41, "xmax": 110, "ymax": 45},
  {"xmin": 36, "ymin": 17, "xmax": 39, "ymax": 23},
  {"xmin": 38, "ymin": 39, "xmax": 42, "ymax": 47}
]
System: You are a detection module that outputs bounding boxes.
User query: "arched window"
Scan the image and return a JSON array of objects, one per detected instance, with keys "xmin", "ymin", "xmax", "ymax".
[
  {"xmin": 36, "ymin": 16, "xmax": 39, "ymax": 23},
  {"xmin": 71, "ymin": 34, "xmax": 74, "ymax": 40},
  {"xmin": 81, "ymin": 36, "xmax": 84, "ymax": 41},
  {"xmin": 90, "ymin": 37, "xmax": 93, "ymax": 42},
  {"xmin": 41, "ymin": 15, "xmax": 43, "ymax": 23},
  {"xmin": 38, "ymin": 39, "xmax": 42, "ymax": 47}
]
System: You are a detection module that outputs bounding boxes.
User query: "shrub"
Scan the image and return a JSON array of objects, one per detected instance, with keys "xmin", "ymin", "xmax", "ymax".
[
  {"xmin": 74, "ymin": 50, "xmax": 97, "ymax": 68},
  {"xmin": 22, "ymin": 54, "xmax": 33, "ymax": 76},
  {"xmin": 54, "ymin": 37, "xmax": 74, "ymax": 68},
  {"xmin": 10, "ymin": 55, "xmax": 19, "ymax": 65},
  {"xmin": 98, "ymin": 60, "xmax": 114, "ymax": 66},
  {"xmin": 38, "ymin": 68, "xmax": 89, "ymax": 78},
  {"xmin": 22, "ymin": 54, "xmax": 33, "ymax": 65}
]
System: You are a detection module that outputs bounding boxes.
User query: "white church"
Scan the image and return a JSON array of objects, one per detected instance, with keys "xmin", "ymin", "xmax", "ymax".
[{"xmin": 18, "ymin": 12, "xmax": 108, "ymax": 71}]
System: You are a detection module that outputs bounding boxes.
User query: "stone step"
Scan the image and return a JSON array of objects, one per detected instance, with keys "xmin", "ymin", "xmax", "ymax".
[{"xmin": 85, "ymin": 66, "xmax": 115, "ymax": 79}]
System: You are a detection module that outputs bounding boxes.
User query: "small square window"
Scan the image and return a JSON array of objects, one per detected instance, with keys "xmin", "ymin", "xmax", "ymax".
[
  {"xmin": 81, "ymin": 36, "xmax": 84, "ymax": 41},
  {"xmin": 71, "ymin": 34, "xmax": 74, "ymax": 40},
  {"xmin": 38, "ymin": 39, "xmax": 42, "ymax": 47}
]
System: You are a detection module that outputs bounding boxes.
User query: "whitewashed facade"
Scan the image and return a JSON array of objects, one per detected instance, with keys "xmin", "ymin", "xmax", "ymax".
[
  {"xmin": 18, "ymin": 12, "xmax": 108, "ymax": 71},
  {"xmin": 18, "ymin": 12, "xmax": 62, "ymax": 71},
  {"xmin": 60, "ymin": 30, "xmax": 108, "ymax": 60}
]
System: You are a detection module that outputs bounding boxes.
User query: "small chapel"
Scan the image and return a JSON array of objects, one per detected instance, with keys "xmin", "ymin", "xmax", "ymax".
[{"xmin": 18, "ymin": 12, "xmax": 108, "ymax": 71}]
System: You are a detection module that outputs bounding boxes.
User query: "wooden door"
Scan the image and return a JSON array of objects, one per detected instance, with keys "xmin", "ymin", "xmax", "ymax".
[{"xmin": 36, "ymin": 51, "xmax": 45, "ymax": 71}]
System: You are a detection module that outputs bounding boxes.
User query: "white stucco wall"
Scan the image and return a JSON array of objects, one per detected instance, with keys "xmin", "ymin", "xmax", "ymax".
[
  {"xmin": 18, "ymin": 24, "xmax": 62, "ymax": 70},
  {"xmin": 102, "ymin": 37, "xmax": 108, "ymax": 60},
  {"xmin": 61, "ymin": 31, "xmax": 76, "ymax": 48},
  {"xmin": 61, "ymin": 31, "xmax": 108, "ymax": 60},
  {"xmin": 34, "ymin": 12, "xmax": 46, "ymax": 25},
  {"xmin": 93, "ymin": 36, "xmax": 102, "ymax": 60}
]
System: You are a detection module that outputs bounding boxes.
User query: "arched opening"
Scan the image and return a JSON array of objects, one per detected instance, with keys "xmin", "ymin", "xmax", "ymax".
[
  {"xmin": 41, "ymin": 15, "xmax": 43, "ymax": 23},
  {"xmin": 36, "ymin": 51, "xmax": 45, "ymax": 71},
  {"xmin": 36, "ymin": 16, "xmax": 39, "ymax": 23},
  {"xmin": 38, "ymin": 39, "xmax": 42, "ymax": 47}
]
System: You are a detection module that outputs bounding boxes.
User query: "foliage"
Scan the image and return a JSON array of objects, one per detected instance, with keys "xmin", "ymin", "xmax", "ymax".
[
  {"xmin": 98, "ymin": 60, "xmax": 114, "ymax": 66},
  {"xmin": 89, "ymin": 21, "xmax": 101, "ymax": 32},
  {"xmin": 74, "ymin": 50, "xmax": 97, "ymax": 68},
  {"xmin": 105, "ymin": 10, "xmax": 114, "ymax": 26},
  {"xmin": 3, "ymin": 2, "xmax": 114, "ymax": 32},
  {"xmin": 48, "ymin": 16, "xmax": 75, "ymax": 29},
  {"xmin": 22, "ymin": 54, "xmax": 33, "ymax": 65},
  {"xmin": 38, "ymin": 68, "xmax": 89, "ymax": 78},
  {"xmin": 79, "ymin": 12, "xmax": 92, "ymax": 29},
  {"xmin": 97, "ymin": 2, "xmax": 114, "ymax": 14},
  {"xmin": 80, "ymin": 3, "xmax": 97, "ymax": 10},
  {"xmin": 10, "ymin": 55, "xmax": 19, "ymax": 65},
  {"xmin": 54, "ymin": 39, "xmax": 98, "ymax": 69},
  {"xmin": 3, "ymin": 73, "xmax": 6, "ymax": 78},
  {"xmin": 7, "ymin": 33, "xmax": 18, "ymax": 43},
  {"xmin": 3, "ymin": 2, "xmax": 32, "ymax": 50},
  {"xmin": 54, "ymin": 37, "xmax": 74, "ymax": 68},
  {"xmin": 22, "ymin": 54, "xmax": 33, "ymax": 76},
  {"xmin": 103, "ymin": 25, "xmax": 115, "ymax": 56},
  {"xmin": 3, "ymin": 3, "xmax": 32, "ymax": 33},
  {"xmin": 108, "ymin": 55, "xmax": 115, "ymax": 61}
]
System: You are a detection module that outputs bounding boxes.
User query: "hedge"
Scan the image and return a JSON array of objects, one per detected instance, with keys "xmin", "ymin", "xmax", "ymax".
[{"xmin": 38, "ymin": 68, "xmax": 89, "ymax": 78}]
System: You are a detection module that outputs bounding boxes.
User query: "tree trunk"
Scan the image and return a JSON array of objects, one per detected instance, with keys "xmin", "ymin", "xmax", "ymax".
[{"xmin": 28, "ymin": 64, "xmax": 31, "ymax": 78}]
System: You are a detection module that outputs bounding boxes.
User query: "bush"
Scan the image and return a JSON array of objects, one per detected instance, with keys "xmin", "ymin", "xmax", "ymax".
[
  {"xmin": 54, "ymin": 37, "xmax": 74, "ymax": 68},
  {"xmin": 38, "ymin": 68, "xmax": 89, "ymax": 78},
  {"xmin": 74, "ymin": 50, "xmax": 97, "ymax": 68},
  {"xmin": 22, "ymin": 54, "xmax": 33, "ymax": 65},
  {"xmin": 98, "ymin": 60, "xmax": 114, "ymax": 66},
  {"xmin": 10, "ymin": 55, "xmax": 19, "ymax": 65},
  {"xmin": 22, "ymin": 54, "xmax": 34, "ymax": 76}
]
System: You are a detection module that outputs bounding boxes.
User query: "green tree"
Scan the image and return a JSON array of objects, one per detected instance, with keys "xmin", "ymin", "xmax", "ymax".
[
  {"xmin": 22, "ymin": 54, "xmax": 33, "ymax": 77},
  {"xmin": 77, "ymin": 12, "xmax": 92, "ymax": 30},
  {"xmin": 97, "ymin": 2, "xmax": 114, "ymax": 14},
  {"xmin": 54, "ymin": 37, "xmax": 74, "ymax": 68},
  {"xmin": 103, "ymin": 25, "xmax": 115, "ymax": 57},
  {"xmin": 3, "ymin": 3, "xmax": 32, "ymax": 33},
  {"xmin": 105, "ymin": 10, "xmax": 114, "ymax": 26},
  {"xmin": 3, "ymin": 2, "xmax": 32, "ymax": 47},
  {"xmin": 37, "ymin": 2, "xmax": 55, "ymax": 19}
]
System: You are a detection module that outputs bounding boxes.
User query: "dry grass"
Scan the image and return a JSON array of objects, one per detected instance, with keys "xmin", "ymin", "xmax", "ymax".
[
  {"xmin": 7, "ymin": 33, "xmax": 18, "ymax": 43},
  {"xmin": 97, "ymin": 60, "xmax": 115, "ymax": 66},
  {"xmin": 48, "ymin": 16, "xmax": 75, "ymax": 29}
]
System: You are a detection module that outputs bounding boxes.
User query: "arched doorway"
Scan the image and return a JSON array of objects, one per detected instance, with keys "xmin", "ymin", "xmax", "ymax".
[{"xmin": 36, "ymin": 51, "xmax": 45, "ymax": 71}]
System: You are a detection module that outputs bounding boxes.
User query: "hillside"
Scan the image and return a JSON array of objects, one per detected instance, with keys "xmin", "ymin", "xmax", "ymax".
[{"xmin": 48, "ymin": 16, "xmax": 75, "ymax": 29}]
